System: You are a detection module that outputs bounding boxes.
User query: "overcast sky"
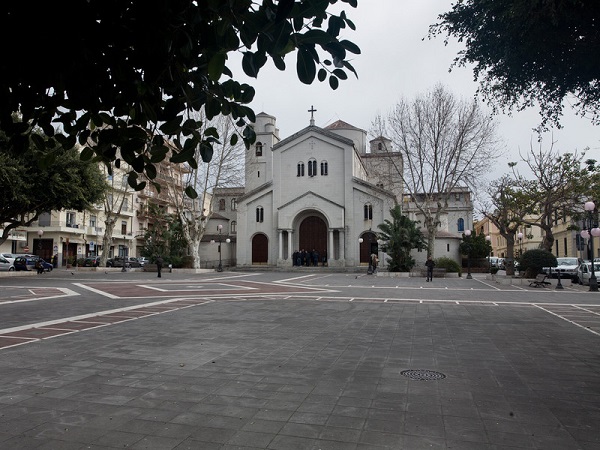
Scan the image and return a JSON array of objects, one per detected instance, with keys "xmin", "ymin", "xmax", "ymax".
[{"xmin": 233, "ymin": 0, "xmax": 599, "ymax": 186}]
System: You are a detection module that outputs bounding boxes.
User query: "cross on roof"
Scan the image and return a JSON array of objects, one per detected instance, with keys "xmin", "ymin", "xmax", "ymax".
[{"xmin": 308, "ymin": 105, "xmax": 317, "ymax": 126}]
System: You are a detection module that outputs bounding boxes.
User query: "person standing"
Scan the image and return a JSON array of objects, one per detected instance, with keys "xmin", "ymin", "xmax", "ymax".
[
  {"xmin": 156, "ymin": 255, "xmax": 163, "ymax": 278},
  {"xmin": 425, "ymin": 256, "xmax": 435, "ymax": 282}
]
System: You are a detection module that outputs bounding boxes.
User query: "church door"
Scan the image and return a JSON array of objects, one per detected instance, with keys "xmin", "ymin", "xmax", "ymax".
[
  {"xmin": 252, "ymin": 233, "xmax": 268, "ymax": 264},
  {"xmin": 299, "ymin": 216, "xmax": 327, "ymax": 258},
  {"xmin": 360, "ymin": 232, "xmax": 378, "ymax": 264}
]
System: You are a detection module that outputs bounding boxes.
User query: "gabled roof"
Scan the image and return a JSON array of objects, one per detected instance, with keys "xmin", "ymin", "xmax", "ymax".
[
  {"xmin": 324, "ymin": 120, "xmax": 364, "ymax": 132},
  {"xmin": 272, "ymin": 125, "xmax": 354, "ymax": 150}
]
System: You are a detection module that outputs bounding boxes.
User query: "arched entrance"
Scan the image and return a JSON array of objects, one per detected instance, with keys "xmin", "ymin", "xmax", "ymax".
[
  {"xmin": 251, "ymin": 233, "xmax": 268, "ymax": 264},
  {"xmin": 359, "ymin": 231, "xmax": 378, "ymax": 264},
  {"xmin": 298, "ymin": 216, "xmax": 327, "ymax": 258}
]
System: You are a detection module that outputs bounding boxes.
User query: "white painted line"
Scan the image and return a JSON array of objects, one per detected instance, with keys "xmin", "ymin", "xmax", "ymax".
[
  {"xmin": 1, "ymin": 288, "xmax": 80, "ymax": 304},
  {"xmin": 534, "ymin": 304, "xmax": 600, "ymax": 336},
  {"xmin": 74, "ymin": 282, "xmax": 119, "ymax": 299},
  {"xmin": 0, "ymin": 298, "xmax": 214, "ymax": 335}
]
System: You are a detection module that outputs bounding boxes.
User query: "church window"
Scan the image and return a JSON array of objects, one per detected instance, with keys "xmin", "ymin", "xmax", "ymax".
[
  {"xmin": 219, "ymin": 199, "xmax": 226, "ymax": 211},
  {"xmin": 231, "ymin": 198, "xmax": 237, "ymax": 211},
  {"xmin": 378, "ymin": 142, "xmax": 383, "ymax": 151},
  {"xmin": 297, "ymin": 162, "xmax": 305, "ymax": 177},
  {"xmin": 308, "ymin": 158, "xmax": 317, "ymax": 177},
  {"xmin": 255, "ymin": 142, "xmax": 263, "ymax": 156},
  {"xmin": 256, "ymin": 206, "xmax": 264, "ymax": 223},
  {"xmin": 320, "ymin": 161, "xmax": 328, "ymax": 176},
  {"xmin": 231, "ymin": 221, "xmax": 237, "ymax": 233},
  {"xmin": 457, "ymin": 218, "xmax": 465, "ymax": 232},
  {"xmin": 364, "ymin": 204, "xmax": 373, "ymax": 220}
]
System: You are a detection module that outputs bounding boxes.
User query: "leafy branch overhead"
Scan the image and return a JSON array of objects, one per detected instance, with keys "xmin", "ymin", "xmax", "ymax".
[
  {"xmin": 0, "ymin": 1, "xmax": 360, "ymax": 195},
  {"xmin": 429, "ymin": 0, "xmax": 600, "ymax": 130}
]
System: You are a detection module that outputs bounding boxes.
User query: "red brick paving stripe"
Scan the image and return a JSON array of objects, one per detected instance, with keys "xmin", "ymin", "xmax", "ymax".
[
  {"xmin": 0, "ymin": 336, "xmax": 36, "ymax": 348},
  {"xmin": 1, "ymin": 328, "xmax": 71, "ymax": 339},
  {"xmin": 70, "ymin": 316, "xmax": 128, "ymax": 324},
  {"xmin": 42, "ymin": 321, "xmax": 105, "ymax": 331}
]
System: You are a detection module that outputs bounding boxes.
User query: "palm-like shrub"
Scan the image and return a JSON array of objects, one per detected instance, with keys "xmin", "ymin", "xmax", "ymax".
[{"xmin": 378, "ymin": 205, "xmax": 427, "ymax": 272}]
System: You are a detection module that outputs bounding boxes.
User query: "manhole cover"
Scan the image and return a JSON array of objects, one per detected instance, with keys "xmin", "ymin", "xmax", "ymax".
[{"xmin": 401, "ymin": 369, "xmax": 446, "ymax": 381}]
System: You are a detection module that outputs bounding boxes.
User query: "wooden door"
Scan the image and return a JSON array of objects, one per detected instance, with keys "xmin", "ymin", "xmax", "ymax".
[{"xmin": 252, "ymin": 234, "xmax": 268, "ymax": 264}]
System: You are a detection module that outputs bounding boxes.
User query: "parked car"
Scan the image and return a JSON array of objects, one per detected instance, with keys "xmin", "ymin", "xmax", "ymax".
[
  {"xmin": 14, "ymin": 256, "xmax": 53, "ymax": 272},
  {"xmin": 0, "ymin": 256, "xmax": 15, "ymax": 271},
  {"xmin": 136, "ymin": 257, "xmax": 149, "ymax": 266},
  {"xmin": 106, "ymin": 256, "xmax": 141, "ymax": 268},
  {"xmin": 576, "ymin": 261, "xmax": 600, "ymax": 285},
  {"xmin": 487, "ymin": 257, "xmax": 501, "ymax": 269},
  {"xmin": 543, "ymin": 257, "xmax": 583, "ymax": 281},
  {"xmin": 1, "ymin": 253, "xmax": 16, "ymax": 264},
  {"xmin": 83, "ymin": 256, "xmax": 101, "ymax": 267}
]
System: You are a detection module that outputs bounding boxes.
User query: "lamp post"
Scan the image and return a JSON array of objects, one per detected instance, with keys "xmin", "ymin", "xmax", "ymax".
[
  {"xmin": 464, "ymin": 229, "xmax": 472, "ymax": 279},
  {"xmin": 581, "ymin": 201, "xmax": 599, "ymax": 292},
  {"xmin": 517, "ymin": 232, "xmax": 523, "ymax": 274},
  {"xmin": 485, "ymin": 234, "xmax": 492, "ymax": 273},
  {"xmin": 37, "ymin": 229, "xmax": 44, "ymax": 256},
  {"xmin": 216, "ymin": 224, "xmax": 224, "ymax": 272}
]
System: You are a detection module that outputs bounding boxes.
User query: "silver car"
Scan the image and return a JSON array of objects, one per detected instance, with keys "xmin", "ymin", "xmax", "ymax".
[
  {"xmin": 0, "ymin": 256, "xmax": 15, "ymax": 271},
  {"xmin": 577, "ymin": 261, "xmax": 600, "ymax": 285}
]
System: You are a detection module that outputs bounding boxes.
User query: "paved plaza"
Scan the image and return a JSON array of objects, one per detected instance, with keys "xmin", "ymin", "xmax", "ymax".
[{"xmin": 0, "ymin": 269, "xmax": 598, "ymax": 449}]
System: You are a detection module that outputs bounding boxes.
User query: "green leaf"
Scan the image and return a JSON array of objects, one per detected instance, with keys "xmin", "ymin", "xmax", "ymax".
[
  {"xmin": 80, "ymin": 146, "xmax": 94, "ymax": 161},
  {"xmin": 230, "ymin": 134, "xmax": 239, "ymax": 146},
  {"xmin": 340, "ymin": 39, "xmax": 361, "ymax": 54},
  {"xmin": 297, "ymin": 47, "xmax": 316, "ymax": 84},
  {"xmin": 333, "ymin": 69, "xmax": 348, "ymax": 80},
  {"xmin": 145, "ymin": 163, "xmax": 157, "ymax": 180},
  {"xmin": 199, "ymin": 142, "xmax": 214, "ymax": 163},
  {"xmin": 329, "ymin": 75, "xmax": 339, "ymax": 90},
  {"xmin": 275, "ymin": 0, "xmax": 295, "ymax": 21},
  {"xmin": 208, "ymin": 53, "xmax": 226, "ymax": 81},
  {"xmin": 205, "ymin": 97, "xmax": 221, "ymax": 120},
  {"xmin": 318, "ymin": 68, "xmax": 327, "ymax": 82},
  {"xmin": 273, "ymin": 55, "xmax": 286, "ymax": 71},
  {"xmin": 298, "ymin": 29, "xmax": 334, "ymax": 45},
  {"xmin": 159, "ymin": 116, "xmax": 183, "ymax": 135},
  {"xmin": 185, "ymin": 185, "xmax": 198, "ymax": 199}
]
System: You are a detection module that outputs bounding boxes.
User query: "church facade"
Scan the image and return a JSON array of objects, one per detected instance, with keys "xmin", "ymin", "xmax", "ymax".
[{"xmin": 235, "ymin": 112, "xmax": 402, "ymax": 268}]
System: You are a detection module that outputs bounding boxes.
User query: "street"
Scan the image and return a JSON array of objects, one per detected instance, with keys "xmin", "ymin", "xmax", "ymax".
[{"xmin": 0, "ymin": 269, "xmax": 598, "ymax": 449}]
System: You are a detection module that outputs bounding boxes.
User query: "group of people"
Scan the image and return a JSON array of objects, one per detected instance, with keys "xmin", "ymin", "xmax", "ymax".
[{"xmin": 293, "ymin": 249, "xmax": 327, "ymax": 267}]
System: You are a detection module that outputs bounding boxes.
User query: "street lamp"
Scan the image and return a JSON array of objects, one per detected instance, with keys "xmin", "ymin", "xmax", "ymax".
[
  {"xmin": 485, "ymin": 234, "xmax": 492, "ymax": 273},
  {"xmin": 581, "ymin": 201, "xmax": 600, "ymax": 292},
  {"xmin": 37, "ymin": 229, "xmax": 44, "ymax": 256},
  {"xmin": 517, "ymin": 232, "xmax": 523, "ymax": 274},
  {"xmin": 464, "ymin": 229, "xmax": 472, "ymax": 279},
  {"xmin": 216, "ymin": 224, "xmax": 224, "ymax": 272}
]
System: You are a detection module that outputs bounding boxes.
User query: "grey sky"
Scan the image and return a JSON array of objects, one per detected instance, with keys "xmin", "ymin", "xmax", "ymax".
[{"xmin": 234, "ymin": 0, "xmax": 599, "ymax": 185}]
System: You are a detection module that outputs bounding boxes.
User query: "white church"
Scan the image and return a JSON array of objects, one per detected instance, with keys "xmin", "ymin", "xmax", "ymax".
[{"xmin": 226, "ymin": 110, "xmax": 472, "ymax": 269}]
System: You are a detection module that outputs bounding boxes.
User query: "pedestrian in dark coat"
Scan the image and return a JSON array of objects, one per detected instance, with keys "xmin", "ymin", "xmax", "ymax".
[
  {"xmin": 425, "ymin": 256, "xmax": 435, "ymax": 282},
  {"xmin": 156, "ymin": 256, "xmax": 164, "ymax": 278}
]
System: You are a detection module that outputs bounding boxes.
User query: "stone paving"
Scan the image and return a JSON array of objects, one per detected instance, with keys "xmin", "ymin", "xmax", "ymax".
[{"xmin": 0, "ymin": 271, "xmax": 598, "ymax": 449}]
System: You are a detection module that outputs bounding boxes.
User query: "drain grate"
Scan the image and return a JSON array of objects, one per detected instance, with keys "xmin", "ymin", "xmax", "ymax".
[{"xmin": 401, "ymin": 369, "xmax": 446, "ymax": 381}]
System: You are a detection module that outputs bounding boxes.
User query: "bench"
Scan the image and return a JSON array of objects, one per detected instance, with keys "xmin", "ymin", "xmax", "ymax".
[
  {"xmin": 529, "ymin": 274, "xmax": 551, "ymax": 288},
  {"xmin": 419, "ymin": 268, "xmax": 447, "ymax": 278}
]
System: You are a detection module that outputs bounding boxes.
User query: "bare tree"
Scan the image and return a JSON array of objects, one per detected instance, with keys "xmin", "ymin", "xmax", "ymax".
[
  {"xmin": 163, "ymin": 113, "xmax": 245, "ymax": 268},
  {"xmin": 510, "ymin": 142, "xmax": 590, "ymax": 252},
  {"xmin": 372, "ymin": 84, "xmax": 502, "ymax": 257},
  {"xmin": 481, "ymin": 175, "xmax": 536, "ymax": 276},
  {"xmin": 99, "ymin": 166, "xmax": 134, "ymax": 267}
]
